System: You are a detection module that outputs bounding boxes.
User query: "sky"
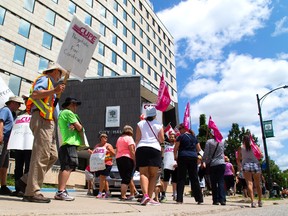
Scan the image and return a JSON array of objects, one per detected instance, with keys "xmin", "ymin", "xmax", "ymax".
[{"xmin": 148, "ymin": 0, "xmax": 288, "ymax": 171}]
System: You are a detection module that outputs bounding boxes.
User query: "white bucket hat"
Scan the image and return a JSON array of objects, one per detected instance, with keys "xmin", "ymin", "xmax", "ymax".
[
  {"xmin": 43, "ymin": 62, "xmax": 67, "ymax": 77},
  {"xmin": 5, "ymin": 96, "xmax": 24, "ymax": 105}
]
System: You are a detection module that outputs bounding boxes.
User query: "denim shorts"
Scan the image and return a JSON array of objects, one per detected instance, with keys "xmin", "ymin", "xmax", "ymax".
[{"xmin": 243, "ymin": 162, "xmax": 261, "ymax": 173}]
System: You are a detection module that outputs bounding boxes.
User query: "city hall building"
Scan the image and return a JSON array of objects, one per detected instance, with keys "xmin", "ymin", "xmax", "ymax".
[{"xmin": 0, "ymin": 0, "xmax": 178, "ymax": 157}]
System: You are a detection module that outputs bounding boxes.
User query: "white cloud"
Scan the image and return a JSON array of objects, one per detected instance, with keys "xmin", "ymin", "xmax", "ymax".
[
  {"xmin": 272, "ymin": 16, "xmax": 288, "ymax": 36},
  {"xmin": 157, "ymin": 0, "xmax": 272, "ymax": 60}
]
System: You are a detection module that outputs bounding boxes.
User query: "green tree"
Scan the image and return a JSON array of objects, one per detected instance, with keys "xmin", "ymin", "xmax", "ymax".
[{"xmin": 197, "ymin": 114, "xmax": 208, "ymax": 150}]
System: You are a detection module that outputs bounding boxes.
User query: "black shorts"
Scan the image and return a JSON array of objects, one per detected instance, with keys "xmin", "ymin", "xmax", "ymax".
[
  {"xmin": 95, "ymin": 165, "xmax": 112, "ymax": 177},
  {"xmin": 163, "ymin": 168, "xmax": 178, "ymax": 183},
  {"xmin": 136, "ymin": 146, "xmax": 161, "ymax": 168},
  {"xmin": 116, "ymin": 157, "xmax": 134, "ymax": 185},
  {"xmin": 58, "ymin": 145, "xmax": 78, "ymax": 171},
  {"xmin": 0, "ymin": 144, "xmax": 9, "ymax": 168}
]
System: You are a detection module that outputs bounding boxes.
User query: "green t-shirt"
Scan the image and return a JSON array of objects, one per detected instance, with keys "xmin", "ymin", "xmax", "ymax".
[{"xmin": 58, "ymin": 109, "xmax": 82, "ymax": 146}]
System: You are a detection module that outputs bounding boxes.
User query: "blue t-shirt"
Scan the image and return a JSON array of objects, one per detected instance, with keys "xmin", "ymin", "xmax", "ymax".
[
  {"xmin": 176, "ymin": 133, "xmax": 198, "ymax": 158},
  {"xmin": 0, "ymin": 107, "xmax": 15, "ymax": 143}
]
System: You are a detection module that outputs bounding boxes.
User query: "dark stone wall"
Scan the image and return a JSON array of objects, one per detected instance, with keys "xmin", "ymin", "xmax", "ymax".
[{"xmin": 59, "ymin": 76, "xmax": 141, "ymax": 148}]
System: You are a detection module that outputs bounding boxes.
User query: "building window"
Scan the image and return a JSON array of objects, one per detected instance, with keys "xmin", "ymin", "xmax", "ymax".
[
  {"xmin": 97, "ymin": 62, "xmax": 104, "ymax": 76},
  {"xmin": 24, "ymin": 0, "xmax": 35, "ymax": 13},
  {"xmin": 86, "ymin": 0, "xmax": 93, "ymax": 7},
  {"xmin": 113, "ymin": 1, "xmax": 118, "ymax": 11},
  {"xmin": 112, "ymin": 51, "xmax": 117, "ymax": 64},
  {"xmin": 113, "ymin": 16, "xmax": 118, "ymax": 28},
  {"xmin": 139, "ymin": 29, "xmax": 143, "ymax": 38},
  {"xmin": 18, "ymin": 19, "xmax": 31, "ymax": 38},
  {"xmin": 8, "ymin": 75, "xmax": 21, "ymax": 96},
  {"xmin": 153, "ymin": 43, "xmax": 156, "ymax": 53},
  {"xmin": 131, "ymin": 6, "xmax": 135, "ymax": 15},
  {"xmin": 99, "ymin": 23, "xmax": 106, "ymax": 36},
  {"xmin": 85, "ymin": 13, "xmax": 92, "ymax": 26},
  {"xmin": 146, "ymin": 36, "xmax": 150, "ymax": 46},
  {"xmin": 123, "ymin": 42, "xmax": 127, "ymax": 54},
  {"xmin": 123, "ymin": 26, "xmax": 127, "ymax": 37},
  {"xmin": 132, "ymin": 51, "xmax": 136, "ymax": 62},
  {"xmin": 146, "ymin": 23, "xmax": 150, "ymax": 32},
  {"xmin": 112, "ymin": 33, "xmax": 117, "ymax": 45},
  {"xmin": 147, "ymin": 66, "xmax": 151, "ymax": 75},
  {"xmin": 42, "ymin": 31, "xmax": 53, "ymax": 49},
  {"xmin": 132, "ymin": 67, "xmax": 136, "ymax": 75},
  {"xmin": 51, "ymin": 0, "xmax": 58, "ymax": 3},
  {"xmin": 166, "ymin": 70, "xmax": 169, "ymax": 78},
  {"xmin": 123, "ymin": 0, "xmax": 127, "ymax": 6},
  {"xmin": 46, "ymin": 9, "xmax": 56, "ymax": 26},
  {"xmin": 111, "ymin": 71, "xmax": 118, "ymax": 76},
  {"xmin": 154, "ymin": 71, "xmax": 158, "ymax": 81},
  {"xmin": 132, "ymin": 35, "xmax": 136, "ymax": 45},
  {"xmin": 140, "ymin": 43, "xmax": 143, "ymax": 53},
  {"xmin": 146, "ymin": 10, "xmax": 149, "ymax": 19},
  {"xmin": 140, "ymin": 58, "xmax": 144, "ymax": 69},
  {"xmin": 13, "ymin": 45, "xmax": 26, "ymax": 65},
  {"xmin": 0, "ymin": 7, "xmax": 6, "ymax": 25},
  {"xmin": 123, "ymin": 10, "xmax": 127, "ymax": 21},
  {"xmin": 100, "ymin": 5, "xmax": 106, "ymax": 17},
  {"xmin": 170, "ymin": 74, "xmax": 173, "ymax": 83},
  {"xmin": 147, "ymin": 51, "xmax": 150, "ymax": 60},
  {"xmin": 159, "ymin": 51, "xmax": 162, "ymax": 59},
  {"xmin": 158, "ymin": 37, "xmax": 162, "ymax": 46},
  {"xmin": 68, "ymin": 1, "xmax": 76, "ymax": 14},
  {"xmin": 38, "ymin": 57, "xmax": 49, "ymax": 72},
  {"xmin": 154, "ymin": 57, "xmax": 157, "ymax": 67},
  {"xmin": 98, "ymin": 42, "xmax": 105, "ymax": 56},
  {"xmin": 132, "ymin": 20, "xmax": 136, "ymax": 30},
  {"xmin": 122, "ymin": 60, "xmax": 127, "ymax": 72}
]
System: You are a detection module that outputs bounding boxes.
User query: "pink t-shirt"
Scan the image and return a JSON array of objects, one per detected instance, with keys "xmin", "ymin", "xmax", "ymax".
[
  {"xmin": 116, "ymin": 135, "xmax": 135, "ymax": 159},
  {"xmin": 224, "ymin": 162, "xmax": 234, "ymax": 176}
]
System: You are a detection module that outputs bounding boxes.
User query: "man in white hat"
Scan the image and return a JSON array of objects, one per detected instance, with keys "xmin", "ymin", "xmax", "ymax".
[
  {"xmin": 0, "ymin": 96, "xmax": 24, "ymax": 195},
  {"xmin": 22, "ymin": 62, "xmax": 66, "ymax": 203}
]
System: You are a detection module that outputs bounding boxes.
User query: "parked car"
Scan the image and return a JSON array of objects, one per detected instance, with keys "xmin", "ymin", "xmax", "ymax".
[{"xmin": 93, "ymin": 165, "xmax": 141, "ymax": 195}]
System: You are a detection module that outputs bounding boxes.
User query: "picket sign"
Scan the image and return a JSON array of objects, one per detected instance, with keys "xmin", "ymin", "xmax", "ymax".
[
  {"xmin": 163, "ymin": 145, "xmax": 176, "ymax": 170},
  {"xmin": 89, "ymin": 147, "xmax": 106, "ymax": 172},
  {"xmin": 7, "ymin": 114, "xmax": 33, "ymax": 150}
]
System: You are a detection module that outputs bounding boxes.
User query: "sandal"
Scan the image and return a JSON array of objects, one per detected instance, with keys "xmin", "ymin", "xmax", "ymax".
[{"xmin": 258, "ymin": 201, "xmax": 263, "ymax": 207}]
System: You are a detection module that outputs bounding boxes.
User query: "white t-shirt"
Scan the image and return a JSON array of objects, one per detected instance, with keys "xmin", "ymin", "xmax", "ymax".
[{"xmin": 137, "ymin": 119, "xmax": 162, "ymax": 151}]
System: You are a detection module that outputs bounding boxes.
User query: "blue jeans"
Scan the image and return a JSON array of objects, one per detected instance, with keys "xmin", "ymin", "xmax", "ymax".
[{"xmin": 210, "ymin": 164, "xmax": 226, "ymax": 203}]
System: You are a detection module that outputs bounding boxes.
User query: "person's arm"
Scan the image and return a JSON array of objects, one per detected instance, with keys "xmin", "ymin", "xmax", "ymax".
[
  {"xmin": 30, "ymin": 84, "xmax": 65, "ymax": 100},
  {"xmin": 135, "ymin": 125, "xmax": 141, "ymax": 146},
  {"xmin": 106, "ymin": 143, "xmax": 115, "ymax": 156},
  {"xmin": 157, "ymin": 127, "xmax": 165, "ymax": 144},
  {"xmin": 72, "ymin": 121, "xmax": 83, "ymax": 132},
  {"xmin": 174, "ymin": 141, "xmax": 180, "ymax": 161},
  {"xmin": 231, "ymin": 163, "xmax": 235, "ymax": 175},
  {"xmin": 196, "ymin": 143, "xmax": 202, "ymax": 153},
  {"xmin": 236, "ymin": 147, "xmax": 242, "ymax": 170},
  {"xmin": 128, "ymin": 144, "xmax": 136, "ymax": 161},
  {"xmin": 0, "ymin": 121, "xmax": 4, "ymax": 144}
]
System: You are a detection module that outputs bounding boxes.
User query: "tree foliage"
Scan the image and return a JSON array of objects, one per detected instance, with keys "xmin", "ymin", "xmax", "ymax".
[{"xmin": 197, "ymin": 114, "xmax": 208, "ymax": 150}]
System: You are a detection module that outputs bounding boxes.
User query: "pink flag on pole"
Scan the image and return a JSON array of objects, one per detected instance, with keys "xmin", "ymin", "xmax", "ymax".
[
  {"xmin": 208, "ymin": 116, "xmax": 223, "ymax": 143},
  {"xmin": 155, "ymin": 74, "xmax": 171, "ymax": 112},
  {"xmin": 183, "ymin": 102, "xmax": 190, "ymax": 129},
  {"xmin": 250, "ymin": 134, "xmax": 262, "ymax": 160}
]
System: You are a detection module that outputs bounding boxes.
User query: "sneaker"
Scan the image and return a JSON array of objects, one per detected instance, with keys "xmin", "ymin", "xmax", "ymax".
[
  {"xmin": 10, "ymin": 190, "xmax": 24, "ymax": 197},
  {"xmin": 23, "ymin": 194, "xmax": 51, "ymax": 203},
  {"xmin": 0, "ymin": 186, "xmax": 12, "ymax": 195},
  {"xmin": 172, "ymin": 194, "xmax": 177, "ymax": 201},
  {"xmin": 140, "ymin": 195, "xmax": 150, "ymax": 206},
  {"xmin": 96, "ymin": 193, "xmax": 103, "ymax": 198},
  {"xmin": 160, "ymin": 196, "xmax": 167, "ymax": 203},
  {"xmin": 54, "ymin": 191, "xmax": 75, "ymax": 201},
  {"xmin": 148, "ymin": 199, "xmax": 160, "ymax": 206},
  {"xmin": 126, "ymin": 195, "xmax": 134, "ymax": 200},
  {"xmin": 135, "ymin": 192, "xmax": 141, "ymax": 198},
  {"xmin": 104, "ymin": 192, "xmax": 111, "ymax": 198},
  {"xmin": 251, "ymin": 202, "xmax": 256, "ymax": 208},
  {"xmin": 15, "ymin": 179, "xmax": 26, "ymax": 193},
  {"xmin": 258, "ymin": 201, "xmax": 263, "ymax": 207}
]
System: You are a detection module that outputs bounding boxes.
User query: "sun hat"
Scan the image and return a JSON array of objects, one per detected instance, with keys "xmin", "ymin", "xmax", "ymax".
[
  {"xmin": 43, "ymin": 62, "xmax": 66, "ymax": 76},
  {"xmin": 146, "ymin": 106, "xmax": 157, "ymax": 117},
  {"xmin": 123, "ymin": 125, "xmax": 133, "ymax": 135},
  {"xmin": 61, "ymin": 97, "xmax": 81, "ymax": 108},
  {"xmin": 5, "ymin": 96, "xmax": 24, "ymax": 105}
]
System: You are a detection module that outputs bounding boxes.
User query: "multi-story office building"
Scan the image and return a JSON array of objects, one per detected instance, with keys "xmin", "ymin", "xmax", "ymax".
[{"xmin": 0, "ymin": 0, "xmax": 178, "ymax": 146}]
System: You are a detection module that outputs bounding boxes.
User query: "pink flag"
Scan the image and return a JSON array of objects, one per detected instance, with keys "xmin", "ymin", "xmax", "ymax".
[
  {"xmin": 183, "ymin": 102, "xmax": 190, "ymax": 129},
  {"xmin": 164, "ymin": 123, "xmax": 176, "ymax": 137},
  {"xmin": 250, "ymin": 134, "xmax": 262, "ymax": 160},
  {"xmin": 208, "ymin": 116, "xmax": 223, "ymax": 143},
  {"xmin": 155, "ymin": 74, "xmax": 171, "ymax": 111}
]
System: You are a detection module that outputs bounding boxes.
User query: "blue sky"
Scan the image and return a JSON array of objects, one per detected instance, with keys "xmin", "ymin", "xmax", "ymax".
[{"xmin": 148, "ymin": 0, "xmax": 288, "ymax": 170}]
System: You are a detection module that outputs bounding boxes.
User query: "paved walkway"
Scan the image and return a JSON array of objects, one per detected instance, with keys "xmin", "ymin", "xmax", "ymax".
[{"xmin": 0, "ymin": 191, "xmax": 287, "ymax": 216}]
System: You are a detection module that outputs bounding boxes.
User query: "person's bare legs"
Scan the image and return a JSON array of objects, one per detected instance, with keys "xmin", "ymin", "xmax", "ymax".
[
  {"xmin": 139, "ymin": 167, "xmax": 149, "ymax": 196},
  {"xmin": 129, "ymin": 180, "xmax": 136, "ymax": 196},
  {"xmin": 57, "ymin": 169, "xmax": 72, "ymax": 191},
  {"xmin": 147, "ymin": 167, "xmax": 159, "ymax": 198},
  {"xmin": 243, "ymin": 172, "xmax": 254, "ymax": 206},
  {"xmin": 98, "ymin": 175, "xmax": 106, "ymax": 194},
  {"xmin": 0, "ymin": 168, "xmax": 8, "ymax": 186},
  {"xmin": 253, "ymin": 173, "xmax": 262, "ymax": 205},
  {"xmin": 120, "ymin": 184, "xmax": 128, "ymax": 199}
]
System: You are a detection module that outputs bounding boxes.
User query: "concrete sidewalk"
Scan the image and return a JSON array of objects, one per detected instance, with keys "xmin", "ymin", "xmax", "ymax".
[{"xmin": 0, "ymin": 191, "xmax": 287, "ymax": 216}]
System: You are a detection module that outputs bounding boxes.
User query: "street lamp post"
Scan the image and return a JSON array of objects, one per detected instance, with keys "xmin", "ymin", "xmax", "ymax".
[{"xmin": 256, "ymin": 85, "xmax": 288, "ymax": 196}]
